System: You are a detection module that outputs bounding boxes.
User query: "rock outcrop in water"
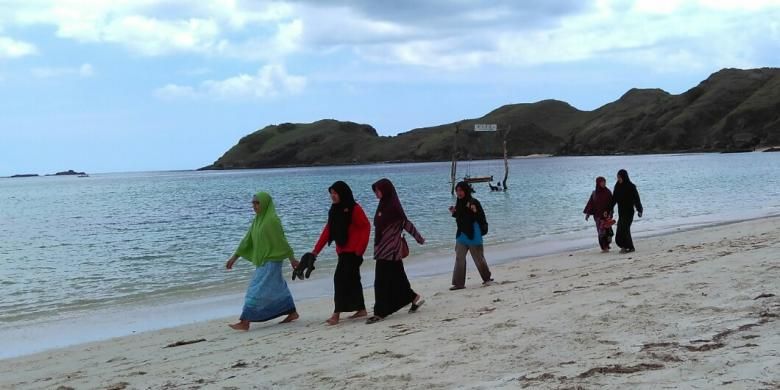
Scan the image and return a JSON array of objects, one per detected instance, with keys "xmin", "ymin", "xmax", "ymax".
[
  {"xmin": 203, "ymin": 68, "xmax": 780, "ymax": 169},
  {"xmin": 50, "ymin": 170, "xmax": 86, "ymax": 176}
]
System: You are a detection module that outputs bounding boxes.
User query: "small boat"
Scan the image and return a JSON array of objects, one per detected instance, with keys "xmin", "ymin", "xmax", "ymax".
[{"xmin": 77, "ymin": 174, "xmax": 89, "ymax": 178}]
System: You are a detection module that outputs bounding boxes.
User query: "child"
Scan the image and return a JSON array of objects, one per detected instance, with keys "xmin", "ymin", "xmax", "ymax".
[{"xmin": 601, "ymin": 211, "xmax": 615, "ymax": 243}]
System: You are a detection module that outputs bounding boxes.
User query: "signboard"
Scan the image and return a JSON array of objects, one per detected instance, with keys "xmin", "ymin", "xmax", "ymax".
[{"xmin": 474, "ymin": 124, "xmax": 497, "ymax": 132}]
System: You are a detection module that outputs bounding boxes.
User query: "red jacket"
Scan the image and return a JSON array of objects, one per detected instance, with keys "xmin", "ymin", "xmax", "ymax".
[
  {"xmin": 584, "ymin": 188, "xmax": 613, "ymax": 217},
  {"xmin": 313, "ymin": 203, "xmax": 371, "ymax": 256}
]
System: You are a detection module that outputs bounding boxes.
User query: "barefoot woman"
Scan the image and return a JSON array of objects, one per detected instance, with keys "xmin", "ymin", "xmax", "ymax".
[
  {"xmin": 311, "ymin": 181, "xmax": 371, "ymax": 325},
  {"xmin": 225, "ymin": 192, "xmax": 300, "ymax": 330}
]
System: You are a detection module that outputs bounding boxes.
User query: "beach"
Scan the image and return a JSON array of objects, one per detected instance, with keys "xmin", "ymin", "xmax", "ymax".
[{"xmin": 2, "ymin": 217, "xmax": 778, "ymax": 389}]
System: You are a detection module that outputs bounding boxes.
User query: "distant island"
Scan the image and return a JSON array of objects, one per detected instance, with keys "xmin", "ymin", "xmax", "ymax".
[
  {"xmin": 5, "ymin": 169, "xmax": 88, "ymax": 179},
  {"xmin": 197, "ymin": 67, "xmax": 775, "ymax": 169},
  {"xmin": 49, "ymin": 170, "xmax": 87, "ymax": 176}
]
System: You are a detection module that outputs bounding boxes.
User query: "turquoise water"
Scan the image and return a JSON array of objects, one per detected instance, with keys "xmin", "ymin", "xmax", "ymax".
[{"xmin": 1, "ymin": 153, "xmax": 779, "ymax": 357}]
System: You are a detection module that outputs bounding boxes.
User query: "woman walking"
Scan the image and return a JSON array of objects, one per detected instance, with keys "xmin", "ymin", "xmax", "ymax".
[
  {"xmin": 225, "ymin": 192, "xmax": 299, "ymax": 330},
  {"xmin": 449, "ymin": 181, "xmax": 493, "ymax": 290},
  {"xmin": 583, "ymin": 176, "xmax": 614, "ymax": 252},
  {"xmin": 611, "ymin": 169, "xmax": 643, "ymax": 253},
  {"xmin": 366, "ymin": 178, "xmax": 425, "ymax": 324},
  {"xmin": 311, "ymin": 181, "xmax": 371, "ymax": 325}
]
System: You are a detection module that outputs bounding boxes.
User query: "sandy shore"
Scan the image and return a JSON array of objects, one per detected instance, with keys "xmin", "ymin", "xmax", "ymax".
[{"xmin": 2, "ymin": 217, "xmax": 779, "ymax": 390}]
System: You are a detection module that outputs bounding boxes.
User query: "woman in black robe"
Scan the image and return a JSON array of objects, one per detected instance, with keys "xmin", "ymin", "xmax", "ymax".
[{"xmin": 611, "ymin": 169, "xmax": 643, "ymax": 253}]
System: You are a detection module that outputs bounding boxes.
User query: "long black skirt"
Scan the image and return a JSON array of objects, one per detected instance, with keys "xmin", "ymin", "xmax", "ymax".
[
  {"xmin": 333, "ymin": 253, "xmax": 366, "ymax": 313},
  {"xmin": 373, "ymin": 259, "xmax": 417, "ymax": 318},
  {"xmin": 615, "ymin": 212, "xmax": 635, "ymax": 251}
]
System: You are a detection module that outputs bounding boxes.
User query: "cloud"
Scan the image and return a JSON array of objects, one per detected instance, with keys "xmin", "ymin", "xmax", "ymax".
[
  {"xmin": 327, "ymin": 0, "xmax": 780, "ymax": 71},
  {"xmin": 293, "ymin": 0, "xmax": 590, "ymax": 31},
  {"xmin": 79, "ymin": 63, "xmax": 94, "ymax": 77},
  {"xmin": 0, "ymin": 36, "xmax": 37, "ymax": 59},
  {"xmin": 3, "ymin": 1, "xmax": 295, "ymax": 57},
  {"xmin": 154, "ymin": 83, "xmax": 197, "ymax": 99},
  {"xmin": 211, "ymin": 18, "xmax": 304, "ymax": 62},
  {"xmin": 155, "ymin": 64, "xmax": 306, "ymax": 100},
  {"xmin": 32, "ymin": 63, "xmax": 94, "ymax": 78},
  {"xmin": 1, "ymin": 0, "xmax": 779, "ymax": 72},
  {"xmin": 98, "ymin": 16, "xmax": 220, "ymax": 56}
]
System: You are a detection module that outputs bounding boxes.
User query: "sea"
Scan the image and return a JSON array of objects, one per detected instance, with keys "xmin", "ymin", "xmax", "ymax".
[{"xmin": 1, "ymin": 153, "xmax": 779, "ymax": 358}]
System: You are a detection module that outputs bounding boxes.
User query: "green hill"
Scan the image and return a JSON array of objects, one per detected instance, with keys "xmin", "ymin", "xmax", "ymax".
[{"xmin": 204, "ymin": 68, "xmax": 780, "ymax": 169}]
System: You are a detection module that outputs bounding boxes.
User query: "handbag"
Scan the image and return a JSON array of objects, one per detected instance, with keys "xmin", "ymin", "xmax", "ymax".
[{"xmin": 400, "ymin": 234, "xmax": 410, "ymax": 259}]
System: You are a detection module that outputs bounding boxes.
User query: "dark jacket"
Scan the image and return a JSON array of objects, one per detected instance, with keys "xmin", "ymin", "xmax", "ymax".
[
  {"xmin": 611, "ymin": 182, "xmax": 643, "ymax": 215},
  {"xmin": 452, "ymin": 198, "xmax": 488, "ymax": 239}
]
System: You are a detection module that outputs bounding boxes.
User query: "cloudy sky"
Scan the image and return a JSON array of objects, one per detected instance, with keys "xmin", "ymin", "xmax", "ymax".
[{"xmin": 1, "ymin": 0, "xmax": 778, "ymax": 174}]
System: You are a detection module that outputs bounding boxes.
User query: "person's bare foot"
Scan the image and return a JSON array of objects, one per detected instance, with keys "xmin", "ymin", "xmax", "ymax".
[
  {"xmin": 325, "ymin": 313, "xmax": 340, "ymax": 325},
  {"xmin": 348, "ymin": 310, "xmax": 367, "ymax": 319},
  {"xmin": 280, "ymin": 312, "xmax": 299, "ymax": 324},
  {"xmin": 229, "ymin": 320, "xmax": 250, "ymax": 331}
]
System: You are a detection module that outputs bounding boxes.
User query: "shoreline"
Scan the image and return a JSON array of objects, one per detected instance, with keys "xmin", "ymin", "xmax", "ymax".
[
  {"xmin": 2, "ymin": 216, "xmax": 778, "ymax": 388},
  {"xmin": 5, "ymin": 149, "xmax": 776, "ymax": 178},
  {"xmin": 198, "ymin": 149, "xmax": 771, "ymax": 171},
  {"xmin": 2, "ymin": 211, "xmax": 779, "ymax": 361}
]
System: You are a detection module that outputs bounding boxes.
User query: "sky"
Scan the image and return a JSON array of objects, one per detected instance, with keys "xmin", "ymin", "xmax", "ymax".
[{"xmin": 0, "ymin": 0, "xmax": 779, "ymax": 175}]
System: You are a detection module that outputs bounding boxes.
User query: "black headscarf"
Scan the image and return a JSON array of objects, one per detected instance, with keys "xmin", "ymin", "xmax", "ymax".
[
  {"xmin": 617, "ymin": 169, "xmax": 632, "ymax": 185},
  {"xmin": 612, "ymin": 169, "xmax": 643, "ymax": 214},
  {"xmin": 372, "ymin": 178, "xmax": 407, "ymax": 245},
  {"xmin": 327, "ymin": 181, "xmax": 356, "ymax": 246},
  {"xmin": 455, "ymin": 181, "xmax": 474, "ymax": 214}
]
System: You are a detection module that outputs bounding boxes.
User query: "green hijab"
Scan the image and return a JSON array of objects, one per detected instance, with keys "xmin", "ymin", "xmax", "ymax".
[{"xmin": 234, "ymin": 192, "xmax": 294, "ymax": 267}]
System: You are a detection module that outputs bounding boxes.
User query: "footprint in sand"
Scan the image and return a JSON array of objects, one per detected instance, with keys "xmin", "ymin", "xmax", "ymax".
[
  {"xmin": 105, "ymin": 382, "xmax": 130, "ymax": 390},
  {"xmin": 491, "ymin": 320, "xmax": 517, "ymax": 330}
]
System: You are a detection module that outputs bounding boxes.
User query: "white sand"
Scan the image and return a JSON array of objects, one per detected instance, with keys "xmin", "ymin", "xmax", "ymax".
[{"xmin": 2, "ymin": 217, "xmax": 778, "ymax": 390}]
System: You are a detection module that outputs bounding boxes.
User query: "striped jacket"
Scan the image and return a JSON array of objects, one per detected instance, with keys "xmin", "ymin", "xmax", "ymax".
[{"xmin": 373, "ymin": 219, "xmax": 424, "ymax": 261}]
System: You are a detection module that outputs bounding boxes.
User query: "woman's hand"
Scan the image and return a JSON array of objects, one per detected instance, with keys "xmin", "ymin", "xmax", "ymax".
[
  {"xmin": 225, "ymin": 255, "xmax": 238, "ymax": 270},
  {"xmin": 448, "ymin": 205, "xmax": 455, "ymax": 213},
  {"xmin": 290, "ymin": 258, "xmax": 300, "ymax": 269}
]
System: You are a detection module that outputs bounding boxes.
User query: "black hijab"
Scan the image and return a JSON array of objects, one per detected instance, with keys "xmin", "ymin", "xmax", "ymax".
[
  {"xmin": 455, "ymin": 181, "xmax": 475, "ymax": 215},
  {"xmin": 613, "ymin": 169, "xmax": 642, "ymax": 212},
  {"xmin": 617, "ymin": 169, "xmax": 632, "ymax": 185},
  {"xmin": 327, "ymin": 181, "xmax": 356, "ymax": 246}
]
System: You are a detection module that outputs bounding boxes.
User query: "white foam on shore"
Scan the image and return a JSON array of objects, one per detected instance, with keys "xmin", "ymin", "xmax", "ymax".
[{"xmin": 2, "ymin": 208, "xmax": 779, "ymax": 360}]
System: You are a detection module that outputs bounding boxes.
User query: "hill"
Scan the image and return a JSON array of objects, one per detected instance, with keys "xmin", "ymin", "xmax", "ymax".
[{"xmin": 204, "ymin": 68, "xmax": 780, "ymax": 169}]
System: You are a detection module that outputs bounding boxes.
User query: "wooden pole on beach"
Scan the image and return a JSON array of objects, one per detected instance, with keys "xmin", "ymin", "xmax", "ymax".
[
  {"xmin": 451, "ymin": 125, "xmax": 459, "ymax": 195},
  {"xmin": 502, "ymin": 125, "xmax": 510, "ymax": 190}
]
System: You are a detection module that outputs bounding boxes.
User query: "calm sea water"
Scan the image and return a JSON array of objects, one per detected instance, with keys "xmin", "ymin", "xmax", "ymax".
[{"xmin": 1, "ymin": 153, "xmax": 779, "ymax": 357}]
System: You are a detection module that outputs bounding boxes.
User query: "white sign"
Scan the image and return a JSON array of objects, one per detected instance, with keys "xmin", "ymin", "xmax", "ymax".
[{"xmin": 474, "ymin": 124, "xmax": 497, "ymax": 132}]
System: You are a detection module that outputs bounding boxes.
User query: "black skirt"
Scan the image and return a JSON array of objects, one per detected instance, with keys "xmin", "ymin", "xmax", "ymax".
[
  {"xmin": 373, "ymin": 259, "xmax": 417, "ymax": 318},
  {"xmin": 333, "ymin": 253, "xmax": 366, "ymax": 312},
  {"xmin": 615, "ymin": 212, "xmax": 635, "ymax": 250}
]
